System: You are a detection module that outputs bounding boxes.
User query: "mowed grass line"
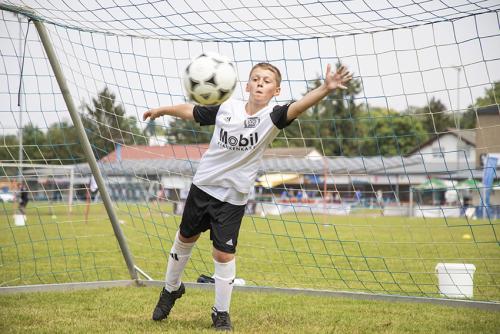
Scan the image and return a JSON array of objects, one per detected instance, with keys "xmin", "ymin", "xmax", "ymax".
[
  {"xmin": 1, "ymin": 201, "xmax": 499, "ymax": 300},
  {"xmin": 0, "ymin": 286, "xmax": 499, "ymax": 334}
]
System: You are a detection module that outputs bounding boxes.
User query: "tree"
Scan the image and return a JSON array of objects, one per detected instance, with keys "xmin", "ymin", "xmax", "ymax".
[
  {"xmin": 279, "ymin": 64, "xmax": 364, "ymax": 156},
  {"xmin": 461, "ymin": 81, "xmax": 500, "ymax": 129},
  {"xmin": 45, "ymin": 121, "xmax": 83, "ymax": 164},
  {"xmin": 0, "ymin": 134, "xmax": 19, "ymax": 162},
  {"xmin": 81, "ymin": 87, "xmax": 146, "ymax": 159},
  {"xmin": 0, "ymin": 124, "xmax": 52, "ymax": 176},
  {"xmin": 359, "ymin": 108, "xmax": 427, "ymax": 156},
  {"xmin": 474, "ymin": 81, "xmax": 500, "ymax": 107},
  {"xmin": 414, "ymin": 97, "xmax": 453, "ymax": 135},
  {"xmin": 167, "ymin": 117, "xmax": 214, "ymax": 144},
  {"xmin": 0, "ymin": 134, "xmax": 19, "ymax": 177},
  {"xmin": 0, "ymin": 122, "xmax": 84, "ymax": 167},
  {"xmin": 20, "ymin": 123, "xmax": 47, "ymax": 163}
]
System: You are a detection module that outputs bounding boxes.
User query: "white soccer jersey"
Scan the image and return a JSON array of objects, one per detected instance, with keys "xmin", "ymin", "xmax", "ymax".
[{"xmin": 192, "ymin": 99, "xmax": 293, "ymax": 204}]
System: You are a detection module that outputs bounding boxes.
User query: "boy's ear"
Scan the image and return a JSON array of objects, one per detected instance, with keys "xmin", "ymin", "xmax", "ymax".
[
  {"xmin": 274, "ymin": 86, "xmax": 281, "ymax": 96},
  {"xmin": 245, "ymin": 82, "xmax": 250, "ymax": 92}
]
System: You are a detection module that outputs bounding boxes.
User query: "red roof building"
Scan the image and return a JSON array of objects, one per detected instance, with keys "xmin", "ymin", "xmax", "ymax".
[{"xmin": 101, "ymin": 144, "xmax": 209, "ymax": 162}]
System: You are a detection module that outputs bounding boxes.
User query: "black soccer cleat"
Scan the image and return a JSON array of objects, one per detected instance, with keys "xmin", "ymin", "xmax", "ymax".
[
  {"xmin": 152, "ymin": 283, "xmax": 185, "ymax": 321},
  {"xmin": 211, "ymin": 307, "xmax": 233, "ymax": 331}
]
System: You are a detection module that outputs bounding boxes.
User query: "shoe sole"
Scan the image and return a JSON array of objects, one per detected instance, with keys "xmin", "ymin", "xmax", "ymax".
[{"xmin": 214, "ymin": 326, "xmax": 232, "ymax": 331}]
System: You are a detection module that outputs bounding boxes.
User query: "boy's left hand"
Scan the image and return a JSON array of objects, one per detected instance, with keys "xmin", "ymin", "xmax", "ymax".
[{"xmin": 324, "ymin": 64, "xmax": 352, "ymax": 91}]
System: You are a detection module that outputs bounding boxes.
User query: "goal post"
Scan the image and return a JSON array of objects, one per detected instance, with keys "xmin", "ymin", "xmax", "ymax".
[
  {"xmin": 32, "ymin": 15, "xmax": 139, "ymax": 282},
  {"xmin": 0, "ymin": 4, "xmax": 139, "ymax": 282},
  {"xmin": 0, "ymin": 1, "xmax": 499, "ymax": 304}
]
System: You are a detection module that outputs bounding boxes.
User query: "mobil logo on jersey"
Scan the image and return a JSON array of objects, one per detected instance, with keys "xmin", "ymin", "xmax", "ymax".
[{"xmin": 218, "ymin": 128, "xmax": 259, "ymax": 151}]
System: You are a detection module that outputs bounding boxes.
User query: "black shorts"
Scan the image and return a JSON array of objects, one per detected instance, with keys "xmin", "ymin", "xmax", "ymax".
[{"xmin": 179, "ymin": 184, "xmax": 246, "ymax": 254}]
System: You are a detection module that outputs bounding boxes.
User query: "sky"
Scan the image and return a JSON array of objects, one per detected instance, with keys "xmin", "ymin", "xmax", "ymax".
[{"xmin": 1, "ymin": 0, "xmax": 499, "ymax": 135}]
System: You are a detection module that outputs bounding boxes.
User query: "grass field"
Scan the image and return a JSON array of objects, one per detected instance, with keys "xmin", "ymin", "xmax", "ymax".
[
  {"xmin": 1, "ymin": 200, "xmax": 499, "ymax": 302},
  {"xmin": 1, "ymin": 286, "xmax": 499, "ymax": 333},
  {"xmin": 1, "ymin": 200, "xmax": 499, "ymax": 333}
]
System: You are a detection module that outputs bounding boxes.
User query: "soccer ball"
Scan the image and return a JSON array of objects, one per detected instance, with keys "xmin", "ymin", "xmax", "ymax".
[{"xmin": 183, "ymin": 53, "xmax": 237, "ymax": 105}]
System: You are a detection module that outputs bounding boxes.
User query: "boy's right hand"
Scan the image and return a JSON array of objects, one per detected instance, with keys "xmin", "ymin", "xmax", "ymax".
[{"xmin": 143, "ymin": 109, "xmax": 158, "ymax": 121}]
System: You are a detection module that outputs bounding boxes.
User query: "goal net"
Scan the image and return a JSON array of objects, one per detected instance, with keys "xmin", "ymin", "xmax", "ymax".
[{"xmin": 1, "ymin": 1, "xmax": 499, "ymax": 301}]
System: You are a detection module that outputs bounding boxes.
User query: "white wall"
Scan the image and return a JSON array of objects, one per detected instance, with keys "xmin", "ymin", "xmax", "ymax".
[{"xmin": 411, "ymin": 134, "xmax": 475, "ymax": 166}]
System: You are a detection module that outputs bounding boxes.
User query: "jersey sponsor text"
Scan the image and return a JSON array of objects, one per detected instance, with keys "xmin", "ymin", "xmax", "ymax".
[{"xmin": 218, "ymin": 128, "xmax": 259, "ymax": 151}]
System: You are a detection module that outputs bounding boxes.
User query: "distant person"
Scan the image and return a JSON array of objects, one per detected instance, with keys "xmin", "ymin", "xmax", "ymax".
[
  {"xmin": 354, "ymin": 190, "xmax": 362, "ymax": 203},
  {"xmin": 461, "ymin": 195, "xmax": 472, "ymax": 216},
  {"xmin": 280, "ymin": 189, "xmax": 289, "ymax": 201},
  {"xmin": 18, "ymin": 183, "xmax": 29, "ymax": 215},
  {"xmin": 296, "ymin": 190, "xmax": 303, "ymax": 203},
  {"xmin": 303, "ymin": 191, "xmax": 309, "ymax": 202},
  {"xmin": 376, "ymin": 189, "xmax": 384, "ymax": 209}
]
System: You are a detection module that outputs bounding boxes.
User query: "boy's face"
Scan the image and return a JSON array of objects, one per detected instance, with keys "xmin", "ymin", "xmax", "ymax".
[{"xmin": 246, "ymin": 68, "xmax": 281, "ymax": 103}]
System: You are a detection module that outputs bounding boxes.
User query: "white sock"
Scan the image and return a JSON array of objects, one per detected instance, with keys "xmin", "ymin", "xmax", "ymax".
[
  {"xmin": 164, "ymin": 231, "xmax": 195, "ymax": 292},
  {"xmin": 214, "ymin": 258, "xmax": 236, "ymax": 312}
]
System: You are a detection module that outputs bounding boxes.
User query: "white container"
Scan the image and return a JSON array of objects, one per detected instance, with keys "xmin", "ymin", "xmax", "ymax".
[
  {"xmin": 14, "ymin": 214, "xmax": 26, "ymax": 226},
  {"xmin": 435, "ymin": 263, "xmax": 476, "ymax": 298}
]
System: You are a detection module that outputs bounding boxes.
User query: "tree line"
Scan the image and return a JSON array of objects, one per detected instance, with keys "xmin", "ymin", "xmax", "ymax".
[
  {"xmin": 1, "ymin": 74, "xmax": 498, "ymax": 165},
  {"xmin": 0, "ymin": 87, "xmax": 146, "ymax": 166}
]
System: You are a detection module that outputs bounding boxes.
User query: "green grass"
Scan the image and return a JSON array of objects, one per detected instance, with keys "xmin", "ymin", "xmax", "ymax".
[
  {"xmin": 1, "ymin": 200, "xmax": 499, "ymax": 302},
  {"xmin": 0, "ymin": 286, "xmax": 499, "ymax": 333}
]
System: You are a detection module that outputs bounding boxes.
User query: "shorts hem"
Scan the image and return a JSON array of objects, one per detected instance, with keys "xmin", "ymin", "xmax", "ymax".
[{"xmin": 212, "ymin": 243, "xmax": 236, "ymax": 254}]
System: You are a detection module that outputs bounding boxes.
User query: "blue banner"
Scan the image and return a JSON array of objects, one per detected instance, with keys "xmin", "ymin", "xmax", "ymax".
[{"xmin": 481, "ymin": 156, "xmax": 498, "ymax": 217}]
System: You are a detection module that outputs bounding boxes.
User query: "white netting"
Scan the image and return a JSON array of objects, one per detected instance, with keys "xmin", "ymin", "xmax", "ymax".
[{"xmin": 0, "ymin": 1, "xmax": 499, "ymax": 301}]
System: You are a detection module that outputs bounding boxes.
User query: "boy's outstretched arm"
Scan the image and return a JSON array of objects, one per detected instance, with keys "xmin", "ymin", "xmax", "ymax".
[
  {"xmin": 287, "ymin": 64, "xmax": 352, "ymax": 121},
  {"xmin": 143, "ymin": 103, "xmax": 195, "ymax": 121}
]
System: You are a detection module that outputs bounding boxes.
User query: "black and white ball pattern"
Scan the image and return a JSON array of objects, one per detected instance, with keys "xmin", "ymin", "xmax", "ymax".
[{"xmin": 183, "ymin": 53, "xmax": 237, "ymax": 105}]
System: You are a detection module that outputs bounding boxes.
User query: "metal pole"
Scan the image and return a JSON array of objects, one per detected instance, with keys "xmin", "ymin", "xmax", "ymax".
[
  {"xmin": 31, "ymin": 18, "xmax": 138, "ymax": 280},
  {"xmin": 17, "ymin": 15, "xmax": 24, "ymax": 189},
  {"xmin": 323, "ymin": 156, "xmax": 327, "ymax": 217},
  {"xmin": 408, "ymin": 186, "xmax": 413, "ymax": 217},
  {"xmin": 68, "ymin": 167, "xmax": 74, "ymax": 213},
  {"xmin": 455, "ymin": 66, "xmax": 462, "ymax": 170}
]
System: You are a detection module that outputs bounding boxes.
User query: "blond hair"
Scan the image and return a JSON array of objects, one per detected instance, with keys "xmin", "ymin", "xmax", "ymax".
[{"xmin": 249, "ymin": 63, "xmax": 282, "ymax": 87}]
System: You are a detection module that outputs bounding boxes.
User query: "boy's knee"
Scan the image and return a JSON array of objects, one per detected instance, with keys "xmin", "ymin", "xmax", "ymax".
[
  {"xmin": 179, "ymin": 232, "xmax": 200, "ymax": 243},
  {"xmin": 212, "ymin": 248, "xmax": 235, "ymax": 263}
]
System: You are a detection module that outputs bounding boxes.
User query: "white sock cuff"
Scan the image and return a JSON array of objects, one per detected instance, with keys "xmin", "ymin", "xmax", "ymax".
[
  {"xmin": 172, "ymin": 231, "xmax": 195, "ymax": 256},
  {"xmin": 213, "ymin": 258, "xmax": 236, "ymax": 280}
]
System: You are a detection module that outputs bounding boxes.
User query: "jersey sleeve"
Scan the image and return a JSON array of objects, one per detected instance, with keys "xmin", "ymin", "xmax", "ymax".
[
  {"xmin": 193, "ymin": 105, "xmax": 221, "ymax": 126},
  {"xmin": 270, "ymin": 103, "xmax": 295, "ymax": 129}
]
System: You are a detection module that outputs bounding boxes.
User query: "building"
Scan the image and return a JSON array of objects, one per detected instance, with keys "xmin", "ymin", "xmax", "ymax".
[
  {"xmin": 406, "ymin": 128, "xmax": 476, "ymax": 169},
  {"xmin": 21, "ymin": 139, "xmax": 498, "ymax": 215},
  {"xmin": 475, "ymin": 105, "xmax": 500, "ymax": 167}
]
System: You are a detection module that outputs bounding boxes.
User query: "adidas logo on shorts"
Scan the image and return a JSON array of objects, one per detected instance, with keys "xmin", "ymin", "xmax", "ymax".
[{"xmin": 226, "ymin": 239, "xmax": 233, "ymax": 246}]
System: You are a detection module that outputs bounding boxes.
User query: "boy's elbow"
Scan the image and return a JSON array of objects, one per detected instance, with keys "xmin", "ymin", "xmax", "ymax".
[
  {"xmin": 181, "ymin": 104, "xmax": 195, "ymax": 119},
  {"xmin": 286, "ymin": 110, "xmax": 301, "ymax": 122},
  {"xmin": 287, "ymin": 105, "xmax": 305, "ymax": 119}
]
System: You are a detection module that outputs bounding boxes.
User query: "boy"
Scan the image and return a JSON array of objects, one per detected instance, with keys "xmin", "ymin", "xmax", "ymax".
[{"xmin": 143, "ymin": 62, "xmax": 351, "ymax": 331}]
